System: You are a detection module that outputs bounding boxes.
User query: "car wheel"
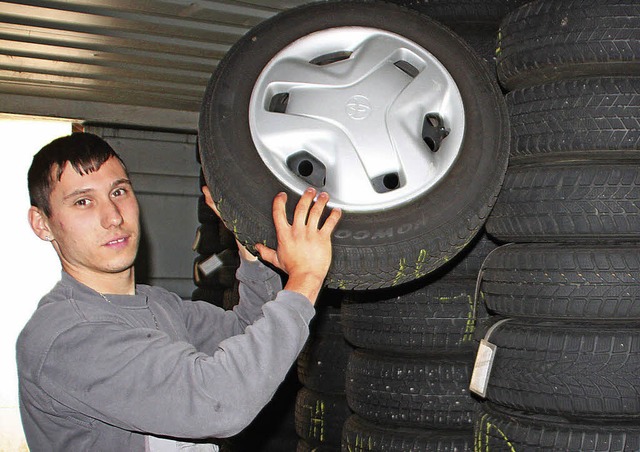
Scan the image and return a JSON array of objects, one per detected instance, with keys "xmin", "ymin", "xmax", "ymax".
[{"xmin": 199, "ymin": 0, "xmax": 509, "ymax": 290}]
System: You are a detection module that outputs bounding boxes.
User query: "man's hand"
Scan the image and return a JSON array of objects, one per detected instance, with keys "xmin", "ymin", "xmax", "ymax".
[{"xmin": 256, "ymin": 188, "xmax": 342, "ymax": 305}]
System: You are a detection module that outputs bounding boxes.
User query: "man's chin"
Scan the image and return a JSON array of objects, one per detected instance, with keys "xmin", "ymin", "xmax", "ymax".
[{"xmin": 103, "ymin": 256, "xmax": 137, "ymax": 274}]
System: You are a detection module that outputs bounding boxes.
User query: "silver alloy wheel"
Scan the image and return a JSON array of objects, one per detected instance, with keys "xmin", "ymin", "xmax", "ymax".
[{"xmin": 249, "ymin": 27, "xmax": 465, "ymax": 212}]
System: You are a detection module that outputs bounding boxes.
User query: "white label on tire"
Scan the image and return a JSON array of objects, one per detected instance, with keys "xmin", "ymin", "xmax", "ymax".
[{"xmin": 470, "ymin": 339, "xmax": 497, "ymax": 398}]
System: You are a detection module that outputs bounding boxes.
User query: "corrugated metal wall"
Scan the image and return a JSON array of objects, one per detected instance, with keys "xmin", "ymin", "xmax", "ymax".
[{"xmin": 0, "ymin": 0, "xmax": 310, "ymax": 129}]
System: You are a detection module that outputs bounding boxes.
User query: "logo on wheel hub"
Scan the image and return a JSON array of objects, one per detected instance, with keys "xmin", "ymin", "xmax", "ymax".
[{"xmin": 346, "ymin": 95, "xmax": 371, "ymax": 120}]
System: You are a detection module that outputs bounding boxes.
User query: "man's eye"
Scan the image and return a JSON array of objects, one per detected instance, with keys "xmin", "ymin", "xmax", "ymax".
[
  {"xmin": 75, "ymin": 198, "xmax": 90, "ymax": 207},
  {"xmin": 113, "ymin": 188, "xmax": 127, "ymax": 197}
]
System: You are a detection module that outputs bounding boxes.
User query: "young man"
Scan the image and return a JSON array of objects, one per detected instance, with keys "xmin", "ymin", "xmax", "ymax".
[{"xmin": 17, "ymin": 132, "xmax": 341, "ymax": 451}]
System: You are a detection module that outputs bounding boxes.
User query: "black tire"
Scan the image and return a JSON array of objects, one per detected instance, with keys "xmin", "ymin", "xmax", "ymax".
[
  {"xmin": 486, "ymin": 161, "xmax": 640, "ymax": 242},
  {"xmin": 507, "ymin": 77, "xmax": 640, "ymax": 160},
  {"xmin": 391, "ymin": 0, "xmax": 533, "ymax": 26},
  {"xmin": 192, "ymin": 281, "xmax": 240, "ymax": 311},
  {"xmin": 190, "ymin": 286, "xmax": 225, "ymax": 307},
  {"xmin": 295, "ymin": 388, "xmax": 351, "ymax": 447},
  {"xmin": 342, "ymin": 414, "xmax": 473, "ymax": 452},
  {"xmin": 480, "ymin": 243, "xmax": 640, "ymax": 320},
  {"xmin": 308, "ymin": 297, "xmax": 345, "ymax": 337},
  {"xmin": 447, "ymin": 25, "xmax": 500, "ymax": 63},
  {"xmin": 485, "ymin": 320, "xmax": 640, "ymax": 418},
  {"xmin": 342, "ymin": 275, "xmax": 488, "ymax": 354},
  {"xmin": 388, "ymin": 0, "xmax": 531, "ymax": 61},
  {"xmin": 197, "ymin": 194, "xmax": 218, "ymax": 225},
  {"xmin": 298, "ymin": 332, "xmax": 351, "ymax": 394},
  {"xmin": 221, "ymin": 281, "xmax": 240, "ymax": 310},
  {"xmin": 193, "ymin": 223, "xmax": 227, "ymax": 256},
  {"xmin": 475, "ymin": 402, "xmax": 640, "ymax": 452},
  {"xmin": 196, "ymin": 182, "xmax": 240, "ymax": 252},
  {"xmin": 496, "ymin": 0, "xmax": 640, "ymax": 91},
  {"xmin": 199, "ymin": 0, "xmax": 509, "ymax": 290},
  {"xmin": 345, "ymin": 350, "xmax": 477, "ymax": 429},
  {"xmin": 430, "ymin": 229, "xmax": 502, "ymax": 280},
  {"xmin": 297, "ymin": 303, "xmax": 353, "ymax": 394}
]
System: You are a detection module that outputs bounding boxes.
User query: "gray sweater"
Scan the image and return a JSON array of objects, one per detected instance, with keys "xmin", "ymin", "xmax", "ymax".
[{"xmin": 16, "ymin": 259, "xmax": 315, "ymax": 451}]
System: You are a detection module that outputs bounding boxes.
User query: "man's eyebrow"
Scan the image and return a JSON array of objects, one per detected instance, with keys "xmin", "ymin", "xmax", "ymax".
[
  {"xmin": 113, "ymin": 178, "xmax": 133, "ymax": 188},
  {"xmin": 63, "ymin": 188, "xmax": 92, "ymax": 202}
]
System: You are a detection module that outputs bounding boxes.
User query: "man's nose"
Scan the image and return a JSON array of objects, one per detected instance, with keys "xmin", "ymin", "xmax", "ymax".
[{"xmin": 102, "ymin": 199, "xmax": 124, "ymax": 228}]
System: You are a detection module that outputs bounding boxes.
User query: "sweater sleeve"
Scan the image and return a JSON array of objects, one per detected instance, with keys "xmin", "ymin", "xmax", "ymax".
[
  {"xmin": 182, "ymin": 257, "xmax": 283, "ymax": 352},
  {"xmin": 37, "ymin": 290, "xmax": 314, "ymax": 440}
]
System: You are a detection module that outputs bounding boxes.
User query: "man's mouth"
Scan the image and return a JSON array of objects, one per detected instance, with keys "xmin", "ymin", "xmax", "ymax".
[{"xmin": 105, "ymin": 237, "xmax": 128, "ymax": 246}]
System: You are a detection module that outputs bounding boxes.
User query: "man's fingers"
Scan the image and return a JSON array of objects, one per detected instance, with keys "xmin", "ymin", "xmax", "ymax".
[
  {"xmin": 293, "ymin": 187, "xmax": 316, "ymax": 228},
  {"xmin": 272, "ymin": 188, "xmax": 339, "ymax": 236},
  {"xmin": 272, "ymin": 192, "xmax": 289, "ymax": 232},
  {"xmin": 255, "ymin": 243, "xmax": 279, "ymax": 267},
  {"xmin": 306, "ymin": 191, "xmax": 330, "ymax": 229},
  {"xmin": 320, "ymin": 206, "xmax": 342, "ymax": 235},
  {"xmin": 262, "ymin": 188, "xmax": 339, "ymax": 280}
]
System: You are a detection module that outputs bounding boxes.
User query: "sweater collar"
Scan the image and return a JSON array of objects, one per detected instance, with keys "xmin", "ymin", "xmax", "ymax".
[{"xmin": 59, "ymin": 271, "xmax": 149, "ymax": 307}]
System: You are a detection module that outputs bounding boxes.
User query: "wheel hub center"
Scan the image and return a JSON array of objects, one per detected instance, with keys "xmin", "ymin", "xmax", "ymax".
[{"xmin": 346, "ymin": 95, "xmax": 371, "ymax": 120}]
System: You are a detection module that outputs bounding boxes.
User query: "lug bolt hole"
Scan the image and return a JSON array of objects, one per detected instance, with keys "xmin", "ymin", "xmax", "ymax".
[
  {"xmin": 298, "ymin": 160, "xmax": 314, "ymax": 177},
  {"xmin": 383, "ymin": 173, "xmax": 400, "ymax": 190}
]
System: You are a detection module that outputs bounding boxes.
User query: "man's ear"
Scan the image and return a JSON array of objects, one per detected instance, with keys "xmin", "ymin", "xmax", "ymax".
[{"xmin": 28, "ymin": 206, "xmax": 54, "ymax": 242}]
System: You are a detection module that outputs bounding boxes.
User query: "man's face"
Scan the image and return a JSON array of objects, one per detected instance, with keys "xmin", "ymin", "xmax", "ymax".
[{"xmin": 42, "ymin": 157, "xmax": 140, "ymax": 282}]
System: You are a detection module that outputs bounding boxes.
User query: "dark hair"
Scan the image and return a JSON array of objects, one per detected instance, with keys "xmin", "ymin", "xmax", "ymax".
[{"xmin": 28, "ymin": 132, "xmax": 128, "ymax": 217}]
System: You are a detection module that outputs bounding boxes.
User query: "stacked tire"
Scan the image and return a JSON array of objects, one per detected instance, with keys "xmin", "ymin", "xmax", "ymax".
[
  {"xmin": 295, "ymin": 298, "xmax": 353, "ymax": 451},
  {"xmin": 340, "ymin": 233, "xmax": 497, "ymax": 451},
  {"xmin": 477, "ymin": 1, "xmax": 640, "ymax": 450}
]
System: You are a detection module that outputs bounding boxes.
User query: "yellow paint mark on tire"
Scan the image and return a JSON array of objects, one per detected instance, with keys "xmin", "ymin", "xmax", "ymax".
[
  {"xmin": 414, "ymin": 249, "xmax": 428, "ymax": 278},
  {"xmin": 393, "ymin": 258, "xmax": 407, "ymax": 286},
  {"xmin": 474, "ymin": 413, "xmax": 517, "ymax": 452},
  {"xmin": 308, "ymin": 399, "xmax": 325, "ymax": 442}
]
